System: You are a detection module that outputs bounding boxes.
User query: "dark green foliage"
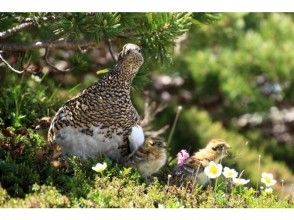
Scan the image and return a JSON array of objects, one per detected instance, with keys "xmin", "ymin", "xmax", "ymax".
[
  {"xmin": 0, "ymin": 73, "xmax": 59, "ymax": 128},
  {"xmin": 0, "ymin": 127, "xmax": 44, "ymax": 197},
  {"xmin": 192, "ymin": 13, "xmax": 221, "ymax": 24},
  {"xmin": 0, "ymin": 12, "xmax": 193, "ymax": 74}
]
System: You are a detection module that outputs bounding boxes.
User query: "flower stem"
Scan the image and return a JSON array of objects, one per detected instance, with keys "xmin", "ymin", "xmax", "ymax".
[
  {"xmin": 214, "ymin": 177, "xmax": 219, "ymax": 194},
  {"xmin": 167, "ymin": 175, "xmax": 171, "ymax": 186},
  {"xmin": 256, "ymin": 155, "xmax": 261, "ymax": 193}
]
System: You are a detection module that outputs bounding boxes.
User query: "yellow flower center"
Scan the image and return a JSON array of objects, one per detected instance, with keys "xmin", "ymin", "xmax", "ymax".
[
  {"xmin": 264, "ymin": 176, "xmax": 271, "ymax": 184},
  {"xmin": 209, "ymin": 165, "xmax": 218, "ymax": 175}
]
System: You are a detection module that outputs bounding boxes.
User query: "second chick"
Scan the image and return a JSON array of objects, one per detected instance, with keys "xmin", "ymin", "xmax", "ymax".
[{"xmin": 173, "ymin": 139, "xmax": 230, "ymax": 186}]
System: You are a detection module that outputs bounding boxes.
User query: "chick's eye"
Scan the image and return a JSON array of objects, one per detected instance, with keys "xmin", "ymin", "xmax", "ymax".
[{"xmin": 218, "ymin": 144, "xmax": 226, "ymax": 150}]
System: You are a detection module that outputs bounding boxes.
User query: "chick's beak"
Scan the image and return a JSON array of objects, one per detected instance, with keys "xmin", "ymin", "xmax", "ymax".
[
  {"xmin": 161, "ymin": 142, "xmax": 167, "ymax": 148},
  {"xmin": 223, "ymin": 145, "xmax": 231, "ymax": 156}
]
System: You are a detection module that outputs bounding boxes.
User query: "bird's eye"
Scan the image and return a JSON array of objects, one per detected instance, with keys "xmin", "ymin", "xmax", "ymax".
[
  {"xmin": 137, "ymin": 48, "xmax": 141, "ymax": 53},
  {"xmin": 126, "ymin": 49, "xmax": 131, "ymax": 55},
  {"xmin": 213, "ymin": 144, "xmax": 225, "ymax": 151},
  {"xmin": 218, "ymin": 144, "xmax": 225, "ymax": 150}
]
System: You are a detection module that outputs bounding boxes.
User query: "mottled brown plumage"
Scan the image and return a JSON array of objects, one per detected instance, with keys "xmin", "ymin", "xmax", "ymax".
[
  {"xmin": 48, "ymin": 43, "xmax": 144, "ymax": 161},
  {"xmin": 173, "ymin": 139, "xmax": 230, "ymax": 186},
  {"xmin": 126, "ymin": 136, "xmax": 167, "ymax": 177}
]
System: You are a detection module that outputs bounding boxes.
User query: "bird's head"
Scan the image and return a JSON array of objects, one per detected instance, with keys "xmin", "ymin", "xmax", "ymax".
[
  {"xmin": 145, "ymin": 136, "xmax": 167, "ymax": 149},
  {"xmin": 117, "ymin": 43, "xmax": 144, "ymax": 74},
  {"xmin": 205, "ymin": 139, "xmax": 230, "ymax": 160}
]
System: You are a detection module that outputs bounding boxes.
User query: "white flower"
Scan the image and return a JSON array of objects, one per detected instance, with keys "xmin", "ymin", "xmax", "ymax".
[
  {"xmin": 264, "ymin": 187, "xmax": 273, "ymax": 194},
  {"xmin": 92, "ymin": 162, "xmax": 107, "ymax": 173},
  {"xmin": 232, "ymin": 177, "xmax": 250, "ymax": 185},
  {"xmin": 261, "ymin": 172, "xmax": 277, "ymax": 187},
  {"xmin": 260, "ymin": 186, "xmax": 264, "ymax": 190},
  {"xmin": 204, "ymin": 161, "xmax": 223, "ymax": 179},
  {"xmin": 222, "ymin": 167, "xmax": 238, "ymax": 179}
]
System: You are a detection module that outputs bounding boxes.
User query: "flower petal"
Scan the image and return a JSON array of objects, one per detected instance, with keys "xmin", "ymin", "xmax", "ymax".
[
  {"xmin": 177, "ymin": 149, "xmax": 190, "ymax": 165},
  {"xmin": 92, "ymin": 162, "xmax": 107, "ymax": 173},
  {"xmin": 204, "ymin": 162, "xmax": 223, "ymax": 179}
]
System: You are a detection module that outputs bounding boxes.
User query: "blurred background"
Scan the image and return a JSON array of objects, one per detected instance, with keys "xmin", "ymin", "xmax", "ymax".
[{"xmin": 0, "ymin": 13, "xmax": 293, "ymax": 197}]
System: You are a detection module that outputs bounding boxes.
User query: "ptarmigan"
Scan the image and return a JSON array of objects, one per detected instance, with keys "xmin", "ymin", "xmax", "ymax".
[
  {"xmin": 48, "ymin": 43, "xmax": 144, "ymax": 163},
  {"xmin": 173, "ymin": 139, "xmax": 230, "ymax": 186},
  {"xmin": 127, "ymin": 136, "xmax": 167, "ymax": 177}
]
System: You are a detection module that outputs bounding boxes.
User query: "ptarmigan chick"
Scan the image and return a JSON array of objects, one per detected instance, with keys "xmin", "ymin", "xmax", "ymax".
[
  {"xmin": 126, "ymin": 136, "xmax": 167, "ymax": 177},
  {"xmin": 48, "ymin": 43, "xmax": 144, "ymax": 162},
  {"xmin": 173, "ymin": 139, "xmax": 230, "ymax": 186}
]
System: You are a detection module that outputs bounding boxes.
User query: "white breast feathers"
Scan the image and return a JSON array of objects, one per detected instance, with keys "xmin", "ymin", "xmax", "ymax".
[{"xmin": 128, "ymin": 125, "xmax": 145, "ymax": 153}]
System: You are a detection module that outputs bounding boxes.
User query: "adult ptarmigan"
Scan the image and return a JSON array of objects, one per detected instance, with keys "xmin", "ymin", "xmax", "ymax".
[{"xmin": 48, "ymin": 43, "xmax": 145, "ymax": 163}]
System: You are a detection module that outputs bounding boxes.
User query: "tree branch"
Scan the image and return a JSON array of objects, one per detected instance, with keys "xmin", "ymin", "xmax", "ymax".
[
  {"xmin": 0, "ymin": 40, "xmax": 97, "ymax": 51},
  {"xmin": 0, "ymin": 53, "xmax": 24, "ymax": 74},
  {"xmin": 44, "ymin": 48, "xmax": 71, "ymax": 73},
  {"xmin": 0, "ymin": 16, "xmax": 56, "ymax": 40},
  {"xmin": 144, "ymin": 125, "xmax": 169, "ymax": 138},
  {"xmin": 106, "ymin": 39, "xmax": 117, "ymax": 62}
]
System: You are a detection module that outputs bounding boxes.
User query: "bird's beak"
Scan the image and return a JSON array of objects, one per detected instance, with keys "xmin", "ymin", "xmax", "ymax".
[
  {"xmin": 224, "ymin": 146, "xmax": 231, "ymax": 156},
  {"xmin": 162, "ymin": 142, "xmax": 167, "ymax": 148}
]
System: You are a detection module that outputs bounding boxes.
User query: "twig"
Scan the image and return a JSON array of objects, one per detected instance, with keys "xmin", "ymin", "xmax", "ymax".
[
  {"xmin": 0, "ymin": 40, "xmax": 97, "ymax": 51},
  {"xmin": 167, "ymin": 106, "xmax": 183, "ymax": 147},
  {"xmin": 141, "ymin": 101, "xmax": 167, "ymax": 129},
  {"xmin": 44, "ymin": 48, "xmax": 71, "ymax": 73},
  {"xmin": 0, "ymin": 16, "xmax": 56, "ymax": 40},
  {"xmin": 0, "ymin": 52, "xmax": 24, "ymax": 74},
  {"xmin": 106, "ymin": 39, "xmax": 116, "ymax": 62},
  {"xmin": 144, "ymin": 125, "xmax": 169, "ymax": 137}
]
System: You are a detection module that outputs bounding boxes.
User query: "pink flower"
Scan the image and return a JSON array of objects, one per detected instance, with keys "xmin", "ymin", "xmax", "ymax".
[{"xmin": 177, "ymin": 149, "xmax": 190, "ymax": 166}]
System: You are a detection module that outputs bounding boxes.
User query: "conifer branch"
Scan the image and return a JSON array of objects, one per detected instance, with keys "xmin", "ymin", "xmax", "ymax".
[
  {"xmin": 0, "ymin": 40, "xmax": 97, "ymax": 51},
  {"xmin": 0, "ymin": 15, "xmax": 56, "ymax": 40},
  {"xmin": 106, "ymin": 39, "xmax": 117, "ymax": 62}
]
